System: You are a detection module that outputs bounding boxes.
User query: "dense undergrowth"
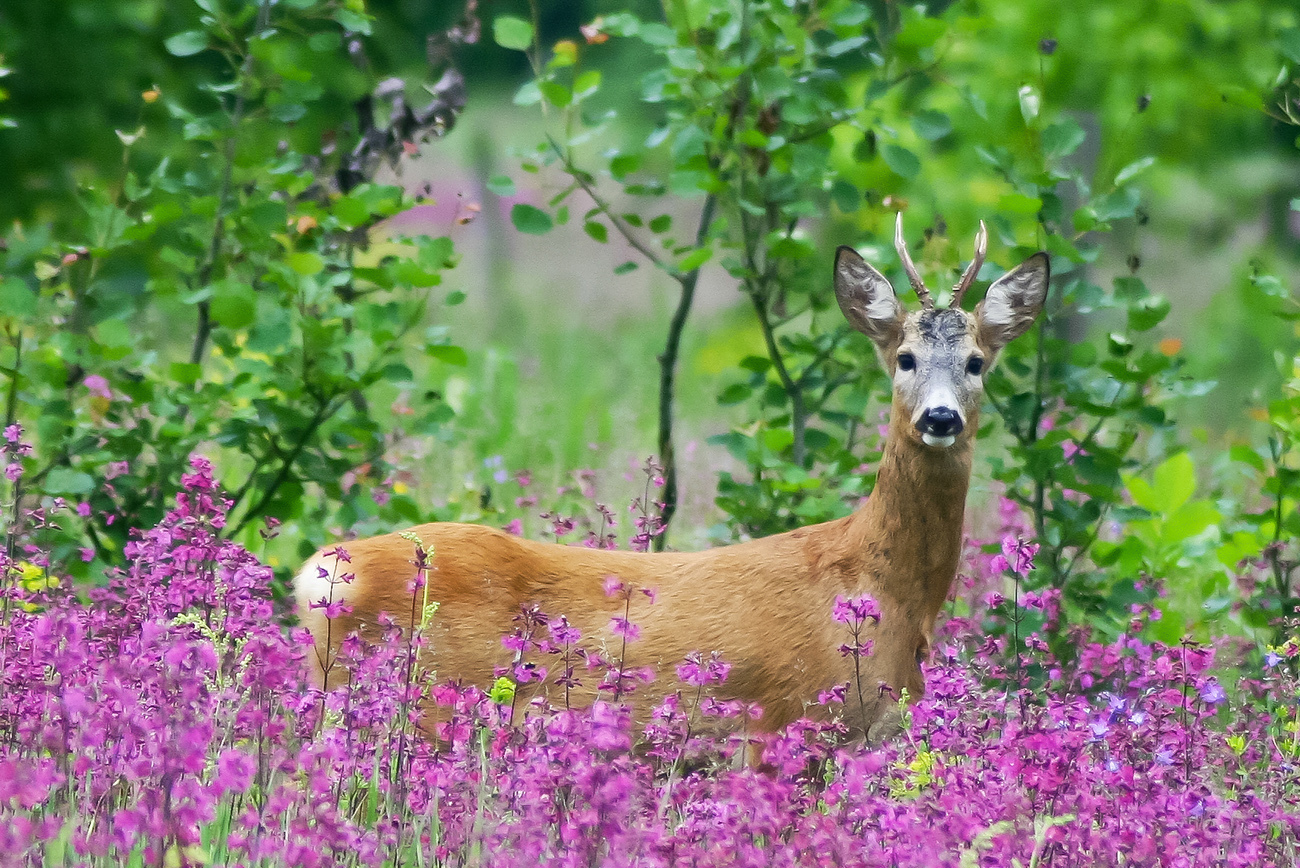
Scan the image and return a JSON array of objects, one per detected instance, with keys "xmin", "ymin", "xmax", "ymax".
[{"xmin": 1, "ymin": 447, "xmax": 1297, "ymax": 867}]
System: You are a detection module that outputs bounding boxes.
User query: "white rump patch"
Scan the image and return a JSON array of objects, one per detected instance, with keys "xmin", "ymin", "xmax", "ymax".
[{"xmin": 294, "ymin": 554, "xmax": 341, "ymax": 615}]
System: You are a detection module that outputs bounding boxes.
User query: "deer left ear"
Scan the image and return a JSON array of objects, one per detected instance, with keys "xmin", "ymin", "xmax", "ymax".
[
  {"xmin": 834, "ymin": 246, "xmax": 904, "ymax": 354},
  {"xmin": 975, "ymin": 252, "xmax": 1050, "ymax": 354}
]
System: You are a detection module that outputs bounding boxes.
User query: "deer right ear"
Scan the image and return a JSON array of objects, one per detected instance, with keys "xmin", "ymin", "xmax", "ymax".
[
  {"xmin": 974, "ymin": 252, "xmax": 1050, "ymax": 355},
  {"xmin": 834, "ymin": 246, "xmax": 903, "ymax": 352}
]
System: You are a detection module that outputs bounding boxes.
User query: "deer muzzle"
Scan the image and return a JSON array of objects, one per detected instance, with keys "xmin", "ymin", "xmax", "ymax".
[{"xmin": 917, "ymin": 406, "xmax": 962, "ymax": 447}]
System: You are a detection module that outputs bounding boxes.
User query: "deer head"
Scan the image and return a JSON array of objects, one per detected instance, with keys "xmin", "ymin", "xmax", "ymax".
[{"xmin": 833, "ymin": 214, "xmax": 1050, "ymax": 450}]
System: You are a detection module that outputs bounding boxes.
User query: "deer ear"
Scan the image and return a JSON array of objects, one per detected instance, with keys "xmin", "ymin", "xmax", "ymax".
[
  {"xmin": 975, "ymin": 252, "xmax": 1049, "ymax": 354},
  {"xmin": 834, "ymin": 246, "xmax": 903, "ymax": 352}
]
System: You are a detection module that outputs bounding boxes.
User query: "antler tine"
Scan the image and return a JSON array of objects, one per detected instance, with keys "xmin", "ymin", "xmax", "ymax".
[
  {"xmin": 894, "ymin": 212, "xmax": 933, "ymax": 310},
  {"xmin": 951, "ymin": 220, "xmax": 988, "ymax": 309}
]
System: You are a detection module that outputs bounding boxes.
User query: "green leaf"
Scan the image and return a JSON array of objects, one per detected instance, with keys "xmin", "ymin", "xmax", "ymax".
[
  {"xmin": 1163, "ymin": 499, "xmax": 1220, "ymax": 545},
  {"xmin": 285, "ymin": 252, "xmax": 324, "ymax": 276},
  {"xmin": 169, "ymin": 362, "xmax": 203, "ymax": 385},
  {"xmin": 248, "ymin": 200, "xmax": 290, "ymax": 231},
  {"xmin": 1280, "ymin": 28, "xmax": 1300, "ymax": 64},
  {"xmin": 894, "ymin": 15, "xmax": 945, "ymax": 49},
  {"xmin": 333, "ymin": 9, "xmax": 373, "ymax": 34},
  {"xmin": 1219, "ymin": 85, "xmax": 1263, "ymax": 111},
  {"xmin": 493, "ymin": 16, "xmax": 534, "ymax": 51},
  {"xmin": 718, "ymin": 383, "xmax": 753, "ymax": 405},
  {"xmin": 881, "ymin": 143, "xmax": 920, "ymax": 179},
  {"xmin": 95, "ymin": 318, "xmax": 133, "ymax": 351},
  {"xmin": 486, "ymin": 175, "xmax": 516, "ymax": 196},
  {"xmin": 574, "ymin": 70, "xmax": 601, "ymax": 98},
  {"xmin": 762, "ymin": 427, "xmax": 795, "ymax": 454},
  {"xmin": 538, "ymin": 81, "xmax": 571, "ymax": 108},
  {"xmin": 677, "ymin": 247, "xmax": 712, "ymax": 272},
  {"xmin": 164, "ymin": 30, "xmax": 208, "ymax": 57},
  {"xmin": 0, "ymin": 277, "xmax": 37, "ymax": 319},
  {"xmin": 583, "ymin": 221, "xmax": 608, "ymax": 243},
  {"xmin": 831, "ymin": 180, "xmax": 861, "ymax": 213},
  {"xmin": 427, "ymin": 344, "xmax": 468, "ymax": 366},
  {"xmin": 1114, "ymin": 156, "xmax": 1156, "ymax": 187},
  {"xmin": 610, "ymin": 153, "xmax": 641, "ymax": 179},
  {"xmin": 510, "ymin": 203, "xmax": 553, "ymax": 235},
  {"xmin": 637, "ymin": 22, "xmax": 677, "ymax": 47},
  {"xmin": 393, "ymin": 260, "xmax": 443, "ymax": 288},
  {"xmin": 825, "ymin": 36, "xmax": 868, "ymax": 57},
  {"xmin": 1042, "ymin": 119, "xmax": 1086, "ymax": 159},
  {"xmin": 998, "ymin": 192, "xmax": 1042, "ymax": 215},
  {"xmin": 613, "ymin": 261, "xmax": 638, "ymax": 275},
  {"xmin": 1093, "ymin": 188, "xmax": 1140, "ymax": 222},
  {"xmin": 45, "ymin": 468, "xmax": 94, "ymax": 496},
  {"xmin": 1127, "ymin": 295, "xmax": 1170, "ymax": 331},
  {"xmin": 332, "ymin": 195, "xmax": 370, "ymax": 228},
  {"xmin": 911, "ymin": 110, "xmax": 952, "ymax": 142},
  {"xmin": 601, "ymin": 12, "xmax": 641, "ymax": 37},
  {"xmin": 513, "ymin": 81, "xmax": 542, "ymax": 106},
  {"xmin": 419, "ymin": 236, "xmax": 456, "ymax": 270},
  {"xmin": 1228, "ymin": 444, "xmax": 1265, "ymax": 473},
  {"xmin": 1139, "ymin": 451, "xmax": 1196, "ymax": 514},
  {"xmin": 211, "ymin": 281, "xmax": 257, "ymax": 330}
]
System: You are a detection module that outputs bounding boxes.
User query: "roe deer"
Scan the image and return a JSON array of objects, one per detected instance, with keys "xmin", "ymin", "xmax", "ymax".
[{"xmin": 295, "ymin": 215, "xmax": 1049, "ymax": 739}]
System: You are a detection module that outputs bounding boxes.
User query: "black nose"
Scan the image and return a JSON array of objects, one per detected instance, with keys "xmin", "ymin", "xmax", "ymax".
[{"xmin": 918, "ymin": 407, "xmax": 962, "ymax": 437}]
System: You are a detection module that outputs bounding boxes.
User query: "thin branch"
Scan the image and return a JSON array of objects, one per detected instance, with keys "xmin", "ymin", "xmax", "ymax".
[
  {"xmin": 3, "ymin": 330, "xmax": 20, "ymax": 432},
  {"xmin": 655, "ymin": 193, "xmax": 717, "ymax": 550},
  {"xmin": 794, "ymin": 332, "xmax": 847, "ymax": 391},
  {"xmin": 544, "ymin": 134, "xmax": 678, "ymax": 276},
  {"xmin": 225, "ymin": 400, "xmax": 335, "ymax": 540},
  {"xmin": 749, "ymin": 288, "xmax": 806, "ymax": 465}
]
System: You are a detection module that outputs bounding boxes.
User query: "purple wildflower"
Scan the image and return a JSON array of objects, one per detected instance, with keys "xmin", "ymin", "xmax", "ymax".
[
  {"xmin": 832, "ymin": 594, "xmax": 881, "ymax": 625},
  {"xmin": 991, "ymin": 534, "xmax": 1039, "ymax": 576},
  {"xmin": 1199, "ymin": 679, "xmax": 1226, "ymax": 705},
  {"xmin": 83, "ymin": 374, "xmax": 112, "ymax": 400}
]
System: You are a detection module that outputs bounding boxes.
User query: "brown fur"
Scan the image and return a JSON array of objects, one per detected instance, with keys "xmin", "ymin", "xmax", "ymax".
[{"xmin": 296, "ymin": 234, "xmax": 1049, "ymax": 739}]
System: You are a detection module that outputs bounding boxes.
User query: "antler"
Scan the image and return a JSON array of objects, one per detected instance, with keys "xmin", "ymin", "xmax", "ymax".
[
  {"xmin": 950, "ymin": 220, "xmax": 988, "ymax": 310},
  {"xmin": 894, "ymin": 212, "xmax": 934, "ymax": 310}
]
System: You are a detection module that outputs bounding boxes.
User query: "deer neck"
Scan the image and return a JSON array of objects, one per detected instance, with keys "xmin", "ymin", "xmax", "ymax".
[{"xmin": 849, "ymin": 416, "xmax": 973, "ymax": 614}]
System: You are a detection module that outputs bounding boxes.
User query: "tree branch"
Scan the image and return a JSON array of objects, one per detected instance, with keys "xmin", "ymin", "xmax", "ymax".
[
  {"xmin": 655, "ymin": 193, "xmax": 717, "ymax": 550},
  {"xmin": 545, "ymin": 134, "xmax": 678, "ymax": 276}
]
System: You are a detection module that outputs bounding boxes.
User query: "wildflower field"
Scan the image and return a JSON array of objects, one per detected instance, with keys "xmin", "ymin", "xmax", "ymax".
[
  {"xmin": 2, "ymin": 0, "xmax": 1300, "ymax": 865},
  {"xmin": 1, "ymin": 446, "xmax": 1297, "ymax": 866}
]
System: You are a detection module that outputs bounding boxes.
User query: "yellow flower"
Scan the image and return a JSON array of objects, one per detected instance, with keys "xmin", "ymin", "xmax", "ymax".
[
  {"xmin": 17, "ymin": 561, "xmax": 55, "ymax": 593},
  {"xmin": 489, "ymin": 676, "xmax": 516, "ymax": 706}
]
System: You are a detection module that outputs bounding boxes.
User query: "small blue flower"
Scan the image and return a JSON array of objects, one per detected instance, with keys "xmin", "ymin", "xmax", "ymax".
[{"xmin": 1199, "ymin": 679, "xmax": 1226, "ymax": 705}]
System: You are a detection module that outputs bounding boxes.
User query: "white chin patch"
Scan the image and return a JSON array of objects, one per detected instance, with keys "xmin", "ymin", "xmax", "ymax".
[{"xmin": 921, "ymin": 433, "xmax": 957, "ymax": 448}]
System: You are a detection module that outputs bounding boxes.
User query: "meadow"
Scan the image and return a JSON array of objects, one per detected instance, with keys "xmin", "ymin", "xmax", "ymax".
[{"xmin": 1, "ymin": 0, "xmax": 1300, "ymax": 864}]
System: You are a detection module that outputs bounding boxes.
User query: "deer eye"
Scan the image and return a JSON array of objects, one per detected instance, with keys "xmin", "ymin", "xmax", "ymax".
[
  {"xmin": 897, "ymin": 353, "xmax": 916, "ymax": 372},
  {"xmin": 966, "ymin": 356, "xmax": 984, "ymax": 376}
]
